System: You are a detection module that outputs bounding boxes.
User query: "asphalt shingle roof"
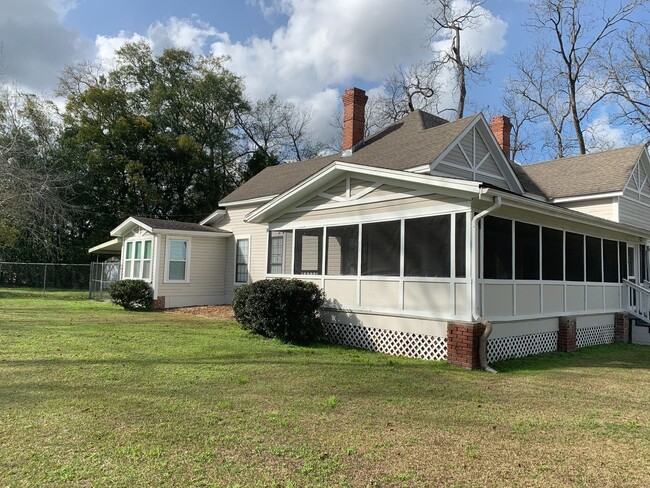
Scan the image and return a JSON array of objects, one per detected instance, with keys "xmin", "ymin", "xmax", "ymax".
[
  {"xmin": 514, "ymin": 144, "xmax": 645, "ymax": 199},
  {"xmin": 133, "ymin": 217, "xmax": 226, "ymax": 233},
  {"xmin": 220, "ymin": 110, "xmax": 477, "ymax": 203}
]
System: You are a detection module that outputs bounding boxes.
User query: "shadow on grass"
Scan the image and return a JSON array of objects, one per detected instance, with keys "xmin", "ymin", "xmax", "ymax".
[{"xmin": 492, "ymin": 343, "xmax": 650, "ymax": 373}]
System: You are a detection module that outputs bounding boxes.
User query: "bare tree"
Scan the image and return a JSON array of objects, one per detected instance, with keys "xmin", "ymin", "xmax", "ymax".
[
  {"xmin": 375, "ymin": 62, "xmax": 443, "ymax": 123},
  {"xmin": 602, "ymin": 25, "xmax": 650, "ymax": 139},
  {"xmin": 0, "ymin": 85, "xmax": 74, "ymax": 258},
  {"xmin": 494, "ymin": 92, "xmax": 539, "ymax": 163},
  {"xmin": 238, "ymin": 94, "xmax": 321, "ymax": 162},
  {"xmin": 426, "ymin": 0, "xmax": 490, "ymax": 119},
  {"xmin": 514, "ymin": 0, "xmax": 647, "ymax": 156}
]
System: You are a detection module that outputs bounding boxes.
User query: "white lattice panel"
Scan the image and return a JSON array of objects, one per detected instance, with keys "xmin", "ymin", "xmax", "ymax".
[
  {"xmin": 487, "ymin": 331, "xmax": 558, "ymax": 363},
  {"xmin": 576, "ymin": 324, "xmax": 614, "ymax": 348},
  {"xmin": 323, "ymin": 322, "xmax": 447, "ymax": 361}
]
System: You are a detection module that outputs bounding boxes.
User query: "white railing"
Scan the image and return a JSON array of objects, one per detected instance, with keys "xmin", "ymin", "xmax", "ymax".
[{"xmin": 623, "ymin": 279, "xmax": 650, "ymax": 322}]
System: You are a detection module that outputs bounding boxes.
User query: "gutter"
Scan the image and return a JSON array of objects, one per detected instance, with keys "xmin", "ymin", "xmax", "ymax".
[{"xmin": 470, "ymin": 193, "xmax": 502, "ymax": 374}]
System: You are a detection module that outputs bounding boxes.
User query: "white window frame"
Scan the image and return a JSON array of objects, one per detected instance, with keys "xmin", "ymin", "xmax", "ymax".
[
  {"xmin": 164, "ymin": 236, "xmax": 191, "ymax": 283},
  {"xmin": 123, "ymin": 237, "xmax": 153, "ymax": 282},
  {"xmin": 234, "ymin": 235, "xmax": 251, "ymax": 285}
]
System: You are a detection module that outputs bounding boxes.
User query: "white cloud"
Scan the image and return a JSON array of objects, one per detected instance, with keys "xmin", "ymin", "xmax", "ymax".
[
  {"xmin": 0, "ymin": 0, "xmax": 90, "ymax": 94},
  {"xmin": 585, "ymin": 113, "xmax": 626, "ymax": 152},
  {"xmin": 91, "ymin": 0, "xmax": 509, "ymax": 144}
]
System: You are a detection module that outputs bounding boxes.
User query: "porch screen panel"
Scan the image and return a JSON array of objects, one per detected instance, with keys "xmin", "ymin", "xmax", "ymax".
[
  {"xmin": 565, "ymin": 232, "xmax": 584, "ymax": 281},
  {"xmin": 326, "ymin": 225, "xmax": 358, "ymax": 275},
  {"xmin": 361, "ymin": 221, "xmax": 400, "ymax": 276},
  {"xmin": 295, "ymin": 228, "xmax": 323, "ymax": 275},
  {"xmin": 603, "ymin": 239, "xmax": 618, "ymax": 283},
  {"xmin": 404, "ymin": 215, "xmax": 450, "ymax": 277},
  {"xmin": 542, "ymin": 227, "xmax": 563, "ymax": 280},
  {"xmin": 586, "ymin": 236, "xmax": 602, "ymax": 282},
  {"xmin": 515, "ymin": 222, "xmax": 540, "ymax": 280},
  {"xmin": 455, "ymin": 213, "xmax": 466, "ymax": 278},
  {"xmin": 619, "ymin": 242, "xmax": 627, "ymax": 282},
  {"xmin": 483, "ymin": 216, "xmax": 512, "ymax": 280}
]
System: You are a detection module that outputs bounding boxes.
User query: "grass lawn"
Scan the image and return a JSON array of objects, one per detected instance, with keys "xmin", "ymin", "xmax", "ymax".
[{"xmin": 1, "ymin": 289, "xmax": 649, "ymax": 487}]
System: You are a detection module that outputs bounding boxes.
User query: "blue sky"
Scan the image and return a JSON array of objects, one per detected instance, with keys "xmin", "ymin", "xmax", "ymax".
[{"xmin": 1, "ymin": 0, "xmax": 619, "ymax": 158}]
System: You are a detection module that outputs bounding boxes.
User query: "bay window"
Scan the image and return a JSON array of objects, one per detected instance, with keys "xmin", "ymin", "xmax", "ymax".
[{"xmin": 123, "ymin": 238, "xmax": 152, "ymax": 281}]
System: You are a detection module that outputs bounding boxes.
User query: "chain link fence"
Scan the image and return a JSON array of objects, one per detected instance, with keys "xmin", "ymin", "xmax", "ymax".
[
  {"xmin": 0, "ymin": 261, "xmax": 92, "ymax": 293},
  {"xmin": 89, "ymin": 261, "xmax": 121, "ymax": 301}
]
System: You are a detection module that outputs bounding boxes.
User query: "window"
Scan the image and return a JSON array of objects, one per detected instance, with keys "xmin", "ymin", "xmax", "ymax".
[
  {"xmin": 361, "ymin": 221, "xmax": 400, "ymax": 276},
  {"xmin": 483, "ymin": 216, "xmax": 512, "ymax": 279},
  {"xmin": 565, "ymin": 232, "xmax": 584, "ymax": 282},
  {"xmin": 167, "ymin": 238, "xmax": 189, "ymax": 282},
  {"xmin": 515, "ymin": 222, "xmax": 540, "ymax": 280},
  {"xmin": 268, "ymin": 232, "xmax": 284, "ymax": 274},
  {"xmin": 326, "ymin": 225, "xmax": 358, "ymax": 275},
  {"xmin": 603, "ymin": 240, "xmax": 619, "ymax": 283},
  {"xmin": 542, "ymin": 227, "xmax": 563, "ymax": 280},
  {"xmin": 294, "ymin": 228, "xmax": 323, "ymax": 275},
  {"xmin": 404, "ymin": 215, "xmax": 450, "ymax": 277},
  {"xmin": 235, "ymin": 238, "xmax": 250, "ymax": 283},
  {"xmin": 586, "ymin": 236, "xmax": 602, "ymax": 282},
  {"xmin": 641, "ymin": 244, "xmax": 647, "ymax": 283},
  {"xmin": 123, "ymin": 238, "xmax": 152, "ymax": 281},
  {"xmin": 455, "ymin": 213, "xmax": 466, "ymax": 278}
]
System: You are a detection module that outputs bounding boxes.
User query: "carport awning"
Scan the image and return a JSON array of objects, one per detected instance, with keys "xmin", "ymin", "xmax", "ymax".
[{"xmin": 88, "ymin": 238, "xmax": 122, "ymax": 255}]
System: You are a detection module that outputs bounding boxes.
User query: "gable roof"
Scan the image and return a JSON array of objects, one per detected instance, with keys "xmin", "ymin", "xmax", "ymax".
[
  {"xmin": 111, "ymin": 216, "xmax": 231, "ymax": 237},
  {"xmin": 514, "ymin": 144, "xmax": 646, "ymax": 199},
  {"xmin": 220, "ymin": 110, "xmax": 478, "ymax": 204}
]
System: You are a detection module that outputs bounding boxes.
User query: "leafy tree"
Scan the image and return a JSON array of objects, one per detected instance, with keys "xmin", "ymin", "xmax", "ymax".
[{"xmin": 59, "ymin": 42, "xmax": 249, "ymax": 251}]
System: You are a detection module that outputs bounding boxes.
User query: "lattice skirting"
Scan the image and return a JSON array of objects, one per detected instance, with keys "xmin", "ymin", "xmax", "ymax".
[
  {"xmin": 487, "ymin": 331, "xmax": 558, "ymax": 363},
  {"xmin": 576, "ymin": 324, "xmax": 615, "ymax": 348},
  {"xmin": 322, "ymin": 322, "xmax": 447, "ymax": 361}
]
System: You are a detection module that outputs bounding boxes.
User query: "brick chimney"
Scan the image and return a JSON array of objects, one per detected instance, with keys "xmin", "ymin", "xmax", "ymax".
[
  {"xmin": 490, "ymin": 115, "xmax": 512, "ymax": 160},
  {"xmin": 342, "ymin": 87, "xmax": 368, "ymax": 152}
]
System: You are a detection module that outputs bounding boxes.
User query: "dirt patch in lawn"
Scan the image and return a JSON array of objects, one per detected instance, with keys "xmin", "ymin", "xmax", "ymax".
[{"xmin": 166, "ymin": 305, "xmax": 235, "ymax": 321}]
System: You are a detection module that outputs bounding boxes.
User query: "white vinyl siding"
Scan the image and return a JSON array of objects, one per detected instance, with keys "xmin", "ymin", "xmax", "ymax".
[
  {"xmin": 559, "ymin": 197, "xmax": 616, "ymax": 221},
  {"xmin": 156, "ymin": 234, "xmax": 227, "ymax": 307}
]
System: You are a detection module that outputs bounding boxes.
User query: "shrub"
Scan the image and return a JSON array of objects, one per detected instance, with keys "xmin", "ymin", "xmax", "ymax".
[
  {"xmin": 232, "ymin": 278, "xmax": 325, "ymax": 344},
  {"xmin": 109, "ymin": 279, "xmax": 153, "ymax": 310}
]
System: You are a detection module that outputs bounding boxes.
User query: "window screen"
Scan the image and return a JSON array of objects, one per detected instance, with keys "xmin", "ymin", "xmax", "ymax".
[
  {"xmin": 294, "ymin": 228, "xmax": 323, "ymax": 275},
  {"xmin": 586, "ymin": 236, "xmax": 602, "ymax": 282},
  {"xmin": 515, "ymin": 221, "xmax": 540, "ymax": 280},
  {"xmin": 542, "ymin": 227, "xmax": 563, "ymax": 280},
  {"xmin": 565, "ymin": 232, "xmax": 584, "ymax": 282},
  {"xmin": 361, "ymin": 221, "xmax": 400, "ymax": 276},
  {"xmin": 483, "ymin": 216, "xmax": 512, "ymax": 279},
  {"xmin": 455, "ymin": 213, "xmax": 466, "ymax": 278},
  {"xmin": 168, "ymin": 239, "xmax": 188, "ymax": 281},
  {"xmin": 326, "ymin": 225, "xmax": 358, "ymax": 275},
  {"xmin": 404, "ymin": 215, "xmax": 450, "ymax": 277},
  {"xmin": 619, "ymin": 242, "xmax": 627, "ymax": 282},
  {"xmin": 603, "ymin": 239, "xmax": 619, "ymax": 283}
]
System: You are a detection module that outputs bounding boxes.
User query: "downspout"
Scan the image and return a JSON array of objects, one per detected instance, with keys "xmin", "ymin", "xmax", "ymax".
[{"xmin": 471, "ymin": 193, "xmax": 502, "ymax": 374}]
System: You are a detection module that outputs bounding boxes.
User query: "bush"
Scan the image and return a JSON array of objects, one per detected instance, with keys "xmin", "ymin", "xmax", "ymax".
[
  {"xmin": 233, "ymin": 278, "xmax": 325, "ymax": 344},
  {"xmin": 109, "ymin": 279, "xmax": 153, "ymax": 310}
]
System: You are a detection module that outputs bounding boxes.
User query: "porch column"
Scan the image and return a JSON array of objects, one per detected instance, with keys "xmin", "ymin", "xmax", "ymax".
[
  {"xmin": 447, "ymin": 322, "xmax": 486, "ymax": 369},
  {"xmin": 557, "ymin": 316, "xmax": 577, "ymax": 352},
  {"xmin": 614, "ymin": 312, "xmax": 629, "ymax": 343}
]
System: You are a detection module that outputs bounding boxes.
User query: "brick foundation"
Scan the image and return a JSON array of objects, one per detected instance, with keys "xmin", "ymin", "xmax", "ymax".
[
  {"xmin": 447, "ymin": 322, "xmax": 486, "ymax": 369},
  {"xmin": 153, "ymin": 295, "xmax": 166, "ymax": 309},
  {"xmin": 614, "ymin": 312, "xmax": 629, "ymax": 343},
  {"xmin": 558, "ymin": 316, "xmax": 577, "ymax": 352}
]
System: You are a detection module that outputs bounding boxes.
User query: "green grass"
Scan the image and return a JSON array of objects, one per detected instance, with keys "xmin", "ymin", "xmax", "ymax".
[{"xmin": 1, "ymin": 289, "xmax": 649, "ymax": 487}]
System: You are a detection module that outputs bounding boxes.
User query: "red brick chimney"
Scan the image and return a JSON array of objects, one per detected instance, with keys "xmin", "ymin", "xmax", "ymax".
[
  {"xmin": 342, "ymin": 87, "xmax": 368, "ymax": 152},
  {"xmin": 490, "ymin": 115, "xmax": 512, "ymax": 160}
]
